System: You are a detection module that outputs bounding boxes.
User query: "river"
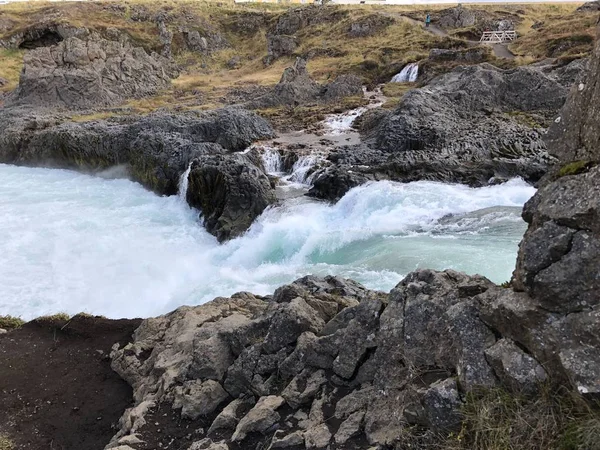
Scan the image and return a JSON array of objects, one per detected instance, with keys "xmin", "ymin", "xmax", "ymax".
[{"xmin": 0, "ymin": 163, "xmax": 534, "ymax": 319}]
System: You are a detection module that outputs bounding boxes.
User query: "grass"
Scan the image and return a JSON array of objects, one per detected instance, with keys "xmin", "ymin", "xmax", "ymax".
[
  {"xmin": 0, "ymin": 435, "xmax": 13, "ymax": 450},
  {"xmin": 558, "ymin": 160, "xmax": 596, "ymax": 177},
  {"xmin": 395, "ymin": 386, "xmax": 600, "ymax": 450},
  {"xmin": 0, "ymin": 1, "xmax": 595, "ymax": 116},
  {"xmin": 0, "ymin": 49, "xmax": 24, "ymax": 93},
  {"xmin": 0, "ymin": 315, "xmax": 25, "ymax": 330}
]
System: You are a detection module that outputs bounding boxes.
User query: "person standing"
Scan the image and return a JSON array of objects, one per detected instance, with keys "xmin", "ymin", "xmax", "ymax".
[{"xmin": 425, "ymin": 13, "xmax": 431, "ymax": 28}]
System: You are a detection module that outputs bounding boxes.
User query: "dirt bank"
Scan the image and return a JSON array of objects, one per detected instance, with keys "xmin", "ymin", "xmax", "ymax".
[{"xmin": 0, "ymin": 315, "xmax": 141, "ymax": 450}]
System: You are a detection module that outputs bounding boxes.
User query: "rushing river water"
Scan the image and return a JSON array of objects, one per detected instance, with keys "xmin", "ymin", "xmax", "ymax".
[{"xmin": 0, "ymin": 163, "xmax": 535, "ymax": 319}]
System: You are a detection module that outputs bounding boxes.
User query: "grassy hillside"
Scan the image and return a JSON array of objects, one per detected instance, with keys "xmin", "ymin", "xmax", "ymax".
[{"xmin": 0, "ymin": 1, "xmax": 596, "ymax": 116}]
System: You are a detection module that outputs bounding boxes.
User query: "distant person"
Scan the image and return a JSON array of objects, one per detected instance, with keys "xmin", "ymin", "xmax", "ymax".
[{"xmin": 425, "ymin": 14, "xmax": 431, "ymax": 28}]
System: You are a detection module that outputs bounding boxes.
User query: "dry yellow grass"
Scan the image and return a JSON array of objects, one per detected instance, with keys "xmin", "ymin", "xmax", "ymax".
[{"xmin": 0, "ymin": 49, "xmax": 24, "ymax": 93}]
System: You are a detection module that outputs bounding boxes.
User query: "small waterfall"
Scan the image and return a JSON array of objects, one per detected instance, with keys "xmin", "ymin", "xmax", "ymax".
[
  {"xmin": 178, "ymin": 161, "xmax": 193, "ymax": 200},
  {"xmin": 287, "ymin": 154, "xmax": 322, "ymax": 185},
  {"xmin": 391, "ymin": 63, "xmax": 419, "ymax": 83},
  {"xmin": 261, "ymin": 147, "xmax": 284, "ymax": 175}
]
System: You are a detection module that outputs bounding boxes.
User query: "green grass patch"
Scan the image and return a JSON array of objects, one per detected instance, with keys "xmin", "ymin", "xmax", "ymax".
[{"xmin": 558, "ymin": 160, "xmax": 596, "ymax": 178}]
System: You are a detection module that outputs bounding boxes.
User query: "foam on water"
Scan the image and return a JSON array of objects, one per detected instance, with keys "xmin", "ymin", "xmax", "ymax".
[{"xmin": 0, "ymin": 164, "xmax": 535, "ymax": 319}]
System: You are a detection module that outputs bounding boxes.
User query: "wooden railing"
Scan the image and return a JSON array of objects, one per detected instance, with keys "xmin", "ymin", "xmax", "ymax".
[{"xmin": 479, "ymin": 31, "xmax": 517, "ymax": 44}]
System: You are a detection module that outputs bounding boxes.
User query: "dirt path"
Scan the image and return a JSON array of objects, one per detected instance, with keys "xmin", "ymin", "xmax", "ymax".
[{"xmin": 0, "ymin": 315, "xmax": 141, "ymax": 450}]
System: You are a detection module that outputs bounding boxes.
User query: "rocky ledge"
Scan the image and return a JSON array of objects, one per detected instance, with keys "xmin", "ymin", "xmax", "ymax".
[{"xmin": 308, "ymin": 58, "xmax": 587, "ymax": 201}]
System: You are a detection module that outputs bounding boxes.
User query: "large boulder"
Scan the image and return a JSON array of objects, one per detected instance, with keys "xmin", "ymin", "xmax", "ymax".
[
  {"xmin": 186, "ymin": 153, "xmax": 276, "ymax": 242},
  {"xmin": 9, "ymin": 36, "xmax": 177, "ymax": 109}
]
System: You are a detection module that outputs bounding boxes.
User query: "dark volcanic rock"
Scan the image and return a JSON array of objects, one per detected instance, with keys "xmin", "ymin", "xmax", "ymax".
[
  {"xmin": 265, "ymin": 34, "xmax": 298, "ymax": 65},
  {"xmin": 186, "ymin": 153, "xmax": 276, "ymax": 242},
  {"xmin": 9, "ymin": 36, "xmax": 177, "ymax": 109},
  {"xmin": 348, "ymin": 14, "xmax": 394, "ymax": 38}
]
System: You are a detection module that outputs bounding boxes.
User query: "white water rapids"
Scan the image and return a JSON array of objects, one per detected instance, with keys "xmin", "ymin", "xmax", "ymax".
[
  {"xmin": 391, "ymin": 63, "xmax": 419, "ymax": 83},
  {"xmin": 0, "ymin": 163, "xmax": 534, "ymax": 320}
]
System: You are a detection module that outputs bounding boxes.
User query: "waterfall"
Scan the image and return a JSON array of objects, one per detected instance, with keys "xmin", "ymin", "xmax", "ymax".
[
  {"xmin": 391, "ymin": 63, "xmax": 419, "ymax": 83},
  {"xmin": 260, "ymin": 147, "xmax": 284, "ymax": 175},
  {"xmin": 178, "ymin": 161, "xmax": 193, "ymax": 200},
  {"xmin": 287, "ymin": 154, "xmax": 322, "ymax": 185}
]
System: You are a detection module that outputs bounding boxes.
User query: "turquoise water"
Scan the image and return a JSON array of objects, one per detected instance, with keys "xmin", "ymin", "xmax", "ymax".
[{"xmin": 0, "ymin": 164, "xmax": 535, "ymax": 319}]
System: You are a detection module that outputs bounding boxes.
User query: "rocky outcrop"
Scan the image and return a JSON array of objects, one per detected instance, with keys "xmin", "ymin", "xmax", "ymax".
[
  {"xmin": 347, "ymin": 14, "xmax": 394, "ymax": 38},
  {"xmin": 576, "ymin": 1, "xmax": 600, "ymax": 12},
  {"xmin": 9, "ymin": 36, "xmax": 177, "ymax": 109},
  {"xmin": 186, "ymin": 153, "xmax": 277, "ymax": 242},
  {"xmin": 308, "ymin": 60, "xmax": 585, "ymax": 201},
  {"xmin": 253, "ymin": 58, "xmax": 362, "ymax": 108},
  {"xmin": 0, "ymin": 22, "xmax": 88, "ymax": 49},
  {"xmin": 0, "ymin": 107, "xmax": 274, "ymax": 240},
  {"xmin": 436, "ymin": 6, "xmax": 518, "ymax": 35},
  {"xmin": 264, "ymin": 6, "xmax": 348, "ymax": 65}
]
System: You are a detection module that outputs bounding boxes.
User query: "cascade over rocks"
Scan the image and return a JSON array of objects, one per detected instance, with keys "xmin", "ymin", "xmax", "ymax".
[
  {"xmin": 308, "ymin": 60, "xmax": 585, "ymax": 201},
  {"xmin": 8, "ymin": 35, "xmax": 177, "ymax": 109}
]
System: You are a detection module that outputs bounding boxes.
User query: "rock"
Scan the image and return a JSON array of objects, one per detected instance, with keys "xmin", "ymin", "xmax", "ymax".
[
  {"xmin": 334, "ymin": 410, "xmax": 364, "ymax": 444},
  {"xmin": 0, "ymin": 22, "xmax": 88, "ymax": 49},
  {"xmin": 271, "ymin": 6, "xmax": 348, "ymax": 36},
  {"xmin": 270, "ymin": 430, "xmax": 304, "ymax": 448},
  {"xmin": 186, "ymin": 152, "xmax": 276, "ymax": 242},
  {"xmin": 304, "ymin": 424, "xmax": 331, "ymax": 449},
  {"xmin": 281, "ymin": 369, "xmax": 327, "ymax": 408},
  {"xmin": 226, "ymin": 56, "xmax": 241, "ymax": 70},
  {"xmin": 157, "ymin": 20, "xmax": 173, "ymax": 58},
  {"xmin": 252, "ymin": 57, "xmax": 363, "ymax": 108},
  {"xmin": 422, "ymin": 378, "xmax": 462, "ymax": 431},
  {"xmin": 348, "ymin": 14, "xmax": 394, "ymax": 37},
  {"xmin": 0, "ymin": 328, "xmax": 7, "ymax": 335},
  {"xmin": 484, "ymin": 338, "xmax": 547, "ymax": 394},
  {"xmin": 173, "ymin": 380, "xmax": 229, "ymax": 420},
  {"xmin": 231, "ymin": 395, "xmax": 285, "ymax": 442},
  {"xmin": 208, "ymin": 398, "xmax": 254, "ymax": 435},
  {"xmin": 0, "ymin": 108, "xmax": 274, "ymax": 234},
  {"xmin": 576, "ymin": 1, "xmax": 600, "ymax": 12},
  {"xmin": 10, "ymin": 36, "xmax": 177, "ymax": 109},
  {"xmin": 322, "ymin": 74, "xmax": 363, "ymax": 101},
  {"xmin": 188, "ymin": 438, "xmax": 229, "ymax": 450},
  {"xmin": 0, "ymin": 77, "xmax": 7, "ymax": 87},
  {"xmin": 265, "ymin": 34, "xmax": 298, "ymax": 64},
  {"xmin": 437, "ymin": 6, "xmax": 478, "ymax": 28},
  {"xmin": 264, "ymin": 298, "xmax": 326, "ymax": 354}
]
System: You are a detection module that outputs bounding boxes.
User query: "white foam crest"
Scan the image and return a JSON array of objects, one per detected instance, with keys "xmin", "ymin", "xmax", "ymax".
[
  {"xmin": 391, "ymin": 63, "xmax": 419, "ymax": 83},
  {"xmin": 323, "ymin": 107, "xmax": 368, "ymax": 134},
  {"xmin": 0, "ymin": 164, "xmax": 534, "ymax": 319}
]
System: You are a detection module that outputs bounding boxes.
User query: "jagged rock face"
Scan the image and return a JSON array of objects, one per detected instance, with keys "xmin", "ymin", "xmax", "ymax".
[
  {"xmin": 108, "ymin": 271, "xmax": 555, "ymax": 449},
  {"xmin": 264, "ymin": 34, "xmax": 298, "ymax": 65},
  {"xmin": 0, "ymin": 107, "xmax": 274, "ymax": 240},
  {"xmin": 545, "ymin": 32, "xmax": 600, "ymax": 162},
  {"xmin": 9, "ymin": 36, "xmax": 177, "ymax": 109},
  {"xmin": 0, "ymin": 22, "xmax": 88, "ymax": 49},
  {"xmin": 576, "ymin": 1, "xmax": 600, "ymax": 12},
  {"xmin": 347, "ymin": 14, "xmax": 394, "ymax": 38},
  {"xmin": 507, "ymin": 25, "xmax": 600, "ymax": 395},
  {"xmin": 186, "ymin": 153, "xmax": 277, "ymax": 242},
  {"xmin": 309, "ymin": 61, "xmax": 584, "ymax": 202}
]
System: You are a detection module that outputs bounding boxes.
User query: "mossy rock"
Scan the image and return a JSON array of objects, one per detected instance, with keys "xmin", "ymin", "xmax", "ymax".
[{"xmin": 558, "ymin": 160, "xmax": 596, "ymax": 178}]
